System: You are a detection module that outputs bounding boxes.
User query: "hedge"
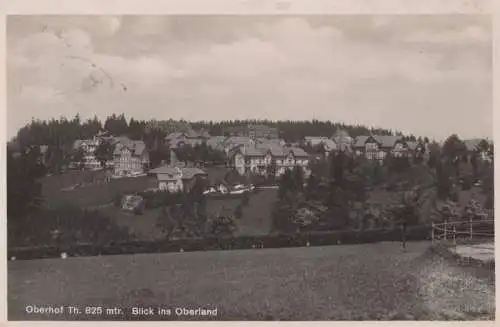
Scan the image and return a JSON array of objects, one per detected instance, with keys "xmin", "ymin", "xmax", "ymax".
[{"xmin": 8, "ymin": 225, "xmax": 432, "ymax": 260}]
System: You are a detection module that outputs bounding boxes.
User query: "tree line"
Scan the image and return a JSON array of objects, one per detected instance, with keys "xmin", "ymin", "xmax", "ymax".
[
  {"xmin": 12, "ymin": 114, "xmax": 420, "ymax": 152},
  {"xmin": 271, "ymin": 133, "xmax": 494, "ymax": 233}
]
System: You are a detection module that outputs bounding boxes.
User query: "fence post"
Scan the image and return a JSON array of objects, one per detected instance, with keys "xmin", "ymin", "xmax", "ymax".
[
  {"xmin": 444, "ymin": 220, "xmax": 447, "ymax": 241},
  {"xmin": 431, "ymin": 223, "xmax": 435, "ymax": 244},
  {"xmin": 469, "ymin": 218, "xmax": 473, "ymax": 241}
]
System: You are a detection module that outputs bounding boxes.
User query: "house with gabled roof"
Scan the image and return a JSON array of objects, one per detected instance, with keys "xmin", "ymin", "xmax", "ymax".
[
  {"xmin": 332, "ymin": 129, "xmax": 354, "ymax": 152},
  {"xmin": 165, "ymin": 129, "xmax": 211, "ymax": 149},
  {"xmin": 149, "ymin": 164, "xmax": 208, "ymax": 193},
  {"xmin": 229, "ymin": 143, "xmax": 311, "ymax": 178},
  {"xmin": 353, "ymin": 135, "xmax": 405, "ymax": 161},
  {"xmin": 303, "ymin": 136, "xmax": 338, "ymax": 156},
  {"xmin": 72, "ymin": 137, "xmax": 103, "ymax": 169},
  {"xmin": 112, "ymin": 137, "xmax": 150, "ymax": 177}
]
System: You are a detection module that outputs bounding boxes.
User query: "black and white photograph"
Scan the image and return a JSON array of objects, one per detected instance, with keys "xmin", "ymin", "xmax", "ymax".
[{"xmin": 6, "ymin": 11, "xmax": 495, "ymax": 321}]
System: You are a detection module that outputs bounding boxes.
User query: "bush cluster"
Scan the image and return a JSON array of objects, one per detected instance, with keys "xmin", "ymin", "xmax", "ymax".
[{"xmin": 9, "ymin": 226, "xmax": 431, "ymax": 260}]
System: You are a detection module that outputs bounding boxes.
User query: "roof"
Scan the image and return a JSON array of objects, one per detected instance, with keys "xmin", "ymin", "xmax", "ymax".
[
  {"xmin": 463, "ymin": 138, "xmax": 490, "ymax": 152},
  {"xmin": 332, "ymin": 130, "xmax": 353, "ymax": 151},
  {"xmin": 375, "ymin": 135, "xmax": 401, "ymax": 148},
  {"xmin": 304, "ymin": 136, "xmax": 330, "ymax": 142},
  {"xmin": 169, "ymin": 138, "xmax": 204, "ymax": 149},
  {"xmin": 224, "ymin": 136, "xmax": 251, "ymax": 144},
  {"xmin": 304, "ymin": 137, "xmax": 337, "ymax": 150},
  {"xmin": 353, "ymin": 135, "xmax": 401, "ymax": 148},
  {"xmin": 406, "ymin": 141, "xmax": 418, "ymax": 151},
  {"xmin": 185, "ymin": 129, "xmax": 211, "ymax": 139},
  {"xmin": 206, "ymin": 136, "xmax": 227, "ymax": 149},
  {"xmin": 232, "ymin": 144, "xmax": 310, "ymax": 158},
  {"xmin": 165, "ymin": 129, "xmax": 210, "ymax": 141},
  {"xmin": 73, "ymin": 139, "xmax": 100, "ymax": 149},
  {"xmin": 113, "ymin": 138, "xmax": 147, "ymax": 156},
  {"xmin": 165, "ymin": 132, "xmax": 184, "ymax": 141},
  {"xmin": 151, "ymin": 165, "xmax": 207, "ymax": 180},
  {"xmin": 332, "ymin": 129, "xmax": 352, "ymax": 139},
  {"xmin": 353, "ymin": 136, "xmax": 370, "ymax": 148}
]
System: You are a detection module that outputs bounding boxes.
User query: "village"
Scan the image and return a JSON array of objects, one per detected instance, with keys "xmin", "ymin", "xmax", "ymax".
[
  {"xmin": 6, "ymin": 118, "xmax": 493, "ymax": 244},
  {"xmin": 18, "ymin": 122, "xmax": 493, "ymax": 194}
]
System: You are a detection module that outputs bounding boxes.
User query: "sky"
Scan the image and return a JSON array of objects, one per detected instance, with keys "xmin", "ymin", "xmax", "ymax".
[{"xmin": 6, "ymin": 15, "xmax": 492, "ymax": 141}]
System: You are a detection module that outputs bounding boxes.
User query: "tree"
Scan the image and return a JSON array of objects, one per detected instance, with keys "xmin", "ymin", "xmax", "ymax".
[
  {"xmin": 7, "ymin": 148, "xmax": 45, "ymax": 219},
  {"xmin": 82, "ymin": 116, "xmax": 102, "ymax": 139},
  {"xmin": 427, "ymin": 141, "xmax": 441, "ymax": 169},
  {"xmin": 104, "ymin": 113, "xmax": 129, "ymax": 136},
  {"xmin": 266, "ymin": 159, "xmax": 277, "ymax": 181},
  {"xmin": 234, "ymin": 204, "xmax": 244, "ymax": 219},
  {"xmin": 149, "ymin": 144, "xmax": 170, "ymax": 168},
  {"xmin": 128, "ymin": 118, "xmax": 145, "ymax": 140},
  {"xmin": 292, "ymin": 166, "xmax": 304, "ymax": 192},
  {"xmin": 305, "ymin": 173, "xmax": 319, "ymax": 199},
  {"xmin": 72, "ymin": 147, "xmax": 86, "ymax": 169},
  {"xmin": 436, "ymin": 159, "xmax": 453, "ymax": 200},
  {"xmin": 278, "ymin": 169, "xmax": 294, "ymax": 200},
  {"xmin": 95, "ymin": 140, "xmax": 114, "ymax": 168},
  {"xmin": 330, "ymin": 151, "xmax": 346, "ymax": 184},
  {"xmin": 477, "ymin": 139, "xmax": 490, "ymax": 153},
  {"xmin": 442, "ymin": 134, "xmax": 466, "ymax": 164},
  {"xmin": 209, "ymin": 215, "xmax": 236, "ymax": 236}
]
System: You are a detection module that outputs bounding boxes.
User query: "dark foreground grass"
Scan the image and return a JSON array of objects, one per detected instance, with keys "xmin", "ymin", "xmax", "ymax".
[{"xmin": 8, "ymin": 241, "xmax": 494, "ymax": 321}]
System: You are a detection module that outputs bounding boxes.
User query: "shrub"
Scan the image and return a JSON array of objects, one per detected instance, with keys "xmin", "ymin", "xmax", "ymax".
[
  {"xmin": 234, "ymin": 204, "xmax": 243, "ymax": 219},
  {"xmin": 8, "ymin": 205, "xmax": 134, "ymax": 249},
  {"xmin": 8, "ymin": 225, "xmax": 432, "ymax": 260},
  {"xmin": 461, "ymin": 176, "xmax": 472, "ymax": 190},
  {"xmin": 113, "ymin": 193, "xmax": 123, "ymax": 207}
]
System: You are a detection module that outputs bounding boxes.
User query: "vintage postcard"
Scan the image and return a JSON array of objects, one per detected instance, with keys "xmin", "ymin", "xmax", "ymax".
[{"xmin": 4, "ymin": 0, "xmax": 495, "ymax": 322}]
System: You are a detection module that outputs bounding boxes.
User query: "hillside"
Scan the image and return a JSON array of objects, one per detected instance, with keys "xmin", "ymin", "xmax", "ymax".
[{"xmin": 8, "ymin": 242, "xmax": 494, "ymax": 320}]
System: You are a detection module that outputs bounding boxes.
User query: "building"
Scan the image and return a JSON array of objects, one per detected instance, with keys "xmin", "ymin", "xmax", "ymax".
[
  {"xmin": 332, "ymin": 129, "xmax": 354, "ymax": 152},
  {"xmin": 224, "ymin": 124, "xmax": 279, "ymax": 139},
  {"xmin": 149, "ymin": 164, "xmax": 208, "ymax": 193},
  {"xmin": 222, "ymin": 136, "xmax": 256, "ymax": 155},
  {"xmin": 229, "ymin": 143, "xmax": 311, "ymax": 178},
  {"xmin": 165, "ymin": 129, "xmax": 211, "ymax": 149},
  {"xmin": 206, "ymin": 136, "xmax": 227, "ymax": 151},
  {"xmin": 223, "ymin": 137, "xmax": 286, "ymax": 158},
  {"xmin": 353, "ymin": 135, "xmax": 412, "ymax": 161},
  {"xmin": 73, "ymin": 137, "xmax": 103, "ymax": 169},
  {"xmin": 303, "ymin": 137, "xmax": 337, "ymax": 154},
  {"xmin": 112, "ymin": 137, "xmax": 150, "ymax": 177},
  {"xmin": 463, "ymin": 138, "xmax": 493, "ymax": 162}
]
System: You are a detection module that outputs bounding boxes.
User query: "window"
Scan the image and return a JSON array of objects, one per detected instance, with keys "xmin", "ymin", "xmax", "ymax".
[{"xmin": 366, "ymin": 142, "xmax": 378, "ymax": 151}]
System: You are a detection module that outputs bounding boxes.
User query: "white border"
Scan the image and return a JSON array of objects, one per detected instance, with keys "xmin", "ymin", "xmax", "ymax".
[{"xmin": 0, "ymin": 0, "xmax": 496, "ymax": 326}]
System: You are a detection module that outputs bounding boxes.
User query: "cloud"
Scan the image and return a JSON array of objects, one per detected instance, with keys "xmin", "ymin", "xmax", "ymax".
[
  {"xmin": 7, "ymin": 16, "xmax": 492, "ymax": 140},
  {"xmin": 404, "ymin": 25, "xmax": 490, "ymax": 44}
]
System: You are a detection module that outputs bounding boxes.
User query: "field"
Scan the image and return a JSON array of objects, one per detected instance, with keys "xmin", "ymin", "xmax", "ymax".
[
  {"xmin": 98, "ymin": 206, "xmax": 165, "ymax": 241},
  {"xmin": 41, "ymin": 172, "xmax": 158, "ymax": 208},
  {"xmin": 96, "ymin": 188, "xmax": 279, "ymax": 240},
  {"xmin": 40, "ymin": 166, "xmax": 231, "ymax": 209},
  {"xmin": 8, "ymin": 241, "xmax": 494, "ymax": 320}
]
